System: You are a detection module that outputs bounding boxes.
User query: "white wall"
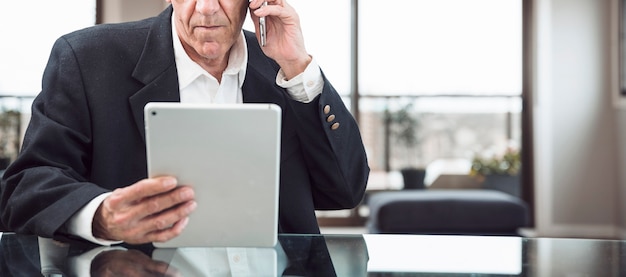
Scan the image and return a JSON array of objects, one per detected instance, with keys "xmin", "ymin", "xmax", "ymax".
[
  {"xmin": 610, "ymin": 0, "xmax": 626, "ymax": 238},
  {"xmin": 0, "ymin": 1, "xmax": 95, "ymax": 95},
  {"xmin": 534, "ymin": 0, "xmax": 623, "ymax": 238},
  {"xmin": 101, "ymin": 0, "xmax": 168, "ymax": 23}
]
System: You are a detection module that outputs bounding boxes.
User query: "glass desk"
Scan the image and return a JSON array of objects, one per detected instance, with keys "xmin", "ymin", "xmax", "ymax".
[{"xmin": 1, "ymin": 232, "xmax": 625, "ymax": 276}]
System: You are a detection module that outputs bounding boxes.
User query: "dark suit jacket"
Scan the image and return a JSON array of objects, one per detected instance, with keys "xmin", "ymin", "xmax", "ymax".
[{"xmin": 0, "ymin": 6, "xmax": 369, "ymax": 240}]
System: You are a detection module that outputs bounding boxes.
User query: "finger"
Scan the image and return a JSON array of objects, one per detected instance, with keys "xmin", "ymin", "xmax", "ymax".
[
  {"xmin": 252, "ymin": 3, "xmax": 293, "ymax": 22},
  {"xmin": 146, "ymin": 216, "xmax": 191, "ymax": 244},
  {"xmin": 119, "ymin": 214, "xmax": 190, "ymax": 245},
  {"xmin": 142, "ymin": 197, "xmax": 197, "ymax": 231},
  {"xmin": 250, "ymin": 0, "xmax": 286, "ymax": 15},
  {"xmin": 130, "ymin": 186, "xmax": 195, "ymax": 221},
  {"xmin": 249, "ymin": 0, "xmax": 276, "ymax": 10},
  {"xmin": 251, "ymin": 4, "xmax": 274, "ymax": 18},
  {"xmin": 122, "ymin": 198, "xmax": 195, "ymax": 244},
  {"xmin": 266, "ymin": 0, "xmax": 284, "ymax": 6},
  {"xmin": 114, "ymin": 176, "xmax": 178, "ymax": 205}
]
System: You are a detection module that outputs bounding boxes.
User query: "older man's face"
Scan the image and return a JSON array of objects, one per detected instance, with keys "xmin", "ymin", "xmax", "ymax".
[{"xmin": 168, "ymin": 0, "xmax": 248, "ymax": 62}]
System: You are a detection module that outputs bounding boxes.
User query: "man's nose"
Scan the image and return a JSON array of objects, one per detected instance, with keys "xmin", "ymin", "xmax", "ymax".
[{"xmin": 195, "ymin": 0, "xmax": 220, "ymax": 15}]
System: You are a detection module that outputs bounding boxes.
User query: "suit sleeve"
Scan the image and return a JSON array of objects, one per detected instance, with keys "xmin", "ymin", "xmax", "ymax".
[
  {"xmin": 287, "ymin": 72, "xmax": 370, "ymax": 210},
  {"xmin": 0, "ymin": 37, "xmax": 108, "ymax": 238}
]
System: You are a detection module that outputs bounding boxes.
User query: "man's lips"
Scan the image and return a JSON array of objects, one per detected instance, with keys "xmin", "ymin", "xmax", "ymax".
[
  {"xmin": 196, "ymin": 26, "xmax": 219, "ymax": 30},
  {"xmin": 195, "ymin": 24, "xmax": 223, "ymax": 30}
]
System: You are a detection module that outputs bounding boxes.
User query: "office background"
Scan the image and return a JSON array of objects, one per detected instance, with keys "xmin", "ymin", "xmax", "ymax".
[{"xmin": 0, "ymin": 0, "xmax": 625, "ymax": 239}]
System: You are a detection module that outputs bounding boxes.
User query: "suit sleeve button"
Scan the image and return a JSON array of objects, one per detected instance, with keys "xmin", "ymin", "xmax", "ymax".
[
  {"xmin": 326, "ymin": 114, "xmax": 336, "ymax": 122},
  {"xmin": 331, "ymin": 122, "xmax": 340, "ymax": 130},
  {"xmin": 323, "ymin": 105, "xmax": 331, "ymax": 114}
]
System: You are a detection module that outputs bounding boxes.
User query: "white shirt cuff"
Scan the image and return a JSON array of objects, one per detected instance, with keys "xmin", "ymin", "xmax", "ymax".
[
  {"xmin": 66, "ymin": 192, "xmax": 123, "ymax": 246},
  {"xmin": 276, "ymin": 57, "xmax": 324, "ymax": 103}
]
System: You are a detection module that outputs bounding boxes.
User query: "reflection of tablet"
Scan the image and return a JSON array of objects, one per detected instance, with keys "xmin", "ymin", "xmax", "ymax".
[
  {"xmin": 152, "ymin": 247, "xmax": 280, "ymax": 276},
  {"xmin": 144, "ymin": 102, "xmax": 281, "ymax": 248}
]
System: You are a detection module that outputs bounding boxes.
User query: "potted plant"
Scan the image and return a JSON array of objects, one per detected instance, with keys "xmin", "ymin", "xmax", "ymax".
[
  {"xmin": 385, "ymin": 102, "xmax": 428, "ymax": 189},
  {"xmin": 469, "ymin": 147, "xmax": 521, "ymax": 197}
]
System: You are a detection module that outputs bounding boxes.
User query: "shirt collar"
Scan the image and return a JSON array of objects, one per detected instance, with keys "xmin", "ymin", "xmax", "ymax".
[{"xmin": 171, "ymin": 15, "xmax": 248, "ymax": 91}]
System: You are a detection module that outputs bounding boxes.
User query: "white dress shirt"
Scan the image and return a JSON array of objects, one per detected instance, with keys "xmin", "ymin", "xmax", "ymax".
[{"xmin": 66, "ymin": 14, "xmax": 325, "ymax": 246}]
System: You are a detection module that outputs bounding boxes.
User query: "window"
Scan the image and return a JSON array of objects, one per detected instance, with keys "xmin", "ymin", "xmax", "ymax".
[
  {"xmin": 306, "ymin": 1, "xmax": 524, "ymax": 223},
  {"xmin": 291, "ymin": 0, "xmax": 523, "ymax": 189},
  {"xmin": 0, "ymin": 1, "xmax": 95, "ymax": 163},
  {"xmin": 0, "ymin": 1, "xmax": 96, "ymax": 95},
  {"xmin": 359, "ymin": 0, "xmax": 521, "ymax": 96},
  {"xmin": 359, "ymin": 0, "xmax": 523, "ymax": 190}
]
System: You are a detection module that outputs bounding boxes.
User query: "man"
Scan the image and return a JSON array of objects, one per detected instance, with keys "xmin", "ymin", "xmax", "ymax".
[{"xmin": 0, "ymin": 0, "xmax": 369, "ymax": 245}]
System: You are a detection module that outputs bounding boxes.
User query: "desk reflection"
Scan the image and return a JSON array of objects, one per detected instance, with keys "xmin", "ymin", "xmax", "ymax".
[
  {"xmin": 36, "ymin": 234, "xmax": 369, "ymax": 277},
  {"xmin": 4, "ymin": 232, "xmax": 626, "ymax": 276},
  {"xmin": 152, "ymin": 247, "xmax": 281, "ymax": 276},
  {"xmin": 364, "ymin": 234, "xmax": 523, "ymax": 275},
  {"xmin": 0, "ymin": 234, "xmax": 41, "ymax": 276}
]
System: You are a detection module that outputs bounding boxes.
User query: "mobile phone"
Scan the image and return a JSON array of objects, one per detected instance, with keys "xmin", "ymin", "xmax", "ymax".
[{"xmin": 259, "ymin": 1, "xmax": 267, "ymax": 46}]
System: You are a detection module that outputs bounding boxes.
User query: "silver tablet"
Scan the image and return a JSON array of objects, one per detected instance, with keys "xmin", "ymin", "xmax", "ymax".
[{"xmin": 144, "ymin": 102, "xmax": 281, "ymax": 248}]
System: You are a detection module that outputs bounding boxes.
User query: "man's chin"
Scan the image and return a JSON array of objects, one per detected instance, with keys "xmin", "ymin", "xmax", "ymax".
[
  {"xmin": 198, "ymin": 45, "xmax": 227, "ymax": 60},
  {"xmin": 186, "ymin": 41, "xmax": 226, "ymax": 61}
]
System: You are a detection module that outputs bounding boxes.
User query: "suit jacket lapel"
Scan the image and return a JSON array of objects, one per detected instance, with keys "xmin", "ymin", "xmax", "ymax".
[
  {"xmin": 242, "ymin": 67, "xmax": 283, "ymax": 104},
  {"xmin": 129, "ymin": 6, "xmax": 180, "ymax": 140},
  {"xmin": 242, "ymin": 31, "xmax": 286, "ymax": 106}
]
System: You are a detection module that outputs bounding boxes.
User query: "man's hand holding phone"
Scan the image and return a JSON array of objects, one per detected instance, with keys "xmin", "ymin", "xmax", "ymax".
[{"xmin": 249, "ymin": 0, "xmax": 313, "ymax": 79}]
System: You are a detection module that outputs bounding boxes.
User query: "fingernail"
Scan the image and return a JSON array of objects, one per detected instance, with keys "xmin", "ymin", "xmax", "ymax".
[
  {"xmin": 180, "ymin": 189, "xmax": 194, "ymax": 199},
  {"xmin": 181, "ymin": 217, "xmax": 190, "ymax": 228},
  {"xmin": 164, "ymin": 177, "xmax": 177, "ymax": 187},
  {"xmin": 189, "ymin": 201, "xmax": 198, "ymax": 212}
]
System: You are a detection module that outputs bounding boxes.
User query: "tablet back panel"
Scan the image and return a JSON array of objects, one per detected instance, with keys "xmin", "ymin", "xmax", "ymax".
[{"xmin": 144, "ymin": 102, "xmax": 281, "ymax": 248}]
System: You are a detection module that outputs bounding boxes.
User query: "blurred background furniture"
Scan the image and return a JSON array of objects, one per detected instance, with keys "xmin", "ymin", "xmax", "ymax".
[{"xmin": 367, "ymin": 190, "xmax": 529, "ymax": 235}]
